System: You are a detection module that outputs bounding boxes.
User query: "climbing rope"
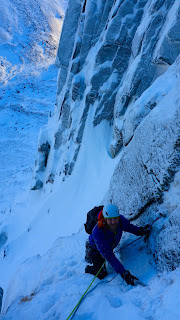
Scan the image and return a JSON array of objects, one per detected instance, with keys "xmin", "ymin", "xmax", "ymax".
[
  {"xmin": 71, "ymin": 274, "xmax": 118, "ymax": 320},
  {"xmin": 66, "ymin": 262, "xmax": 105, "ymax": 320}
]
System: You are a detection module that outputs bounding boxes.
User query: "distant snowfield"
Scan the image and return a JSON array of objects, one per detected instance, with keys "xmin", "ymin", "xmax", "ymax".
[
  {"xmin": 0, "ymin": 66, "xmax": 57, "ymax": 212},
  {"xmin": 0, "ymin": 0, "xmax": 68, "ymax": 212},
  {"xmin": 0, "ymin": 0, "xmax": 67, "ymax": 83}
]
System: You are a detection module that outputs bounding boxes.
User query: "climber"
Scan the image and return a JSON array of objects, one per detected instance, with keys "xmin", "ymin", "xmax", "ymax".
[{"xmin": 85, "ymin": 204, "xmax": 151, "ymax": 285}]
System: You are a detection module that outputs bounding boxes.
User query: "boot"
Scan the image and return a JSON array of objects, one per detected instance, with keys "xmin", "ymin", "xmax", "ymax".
[{"xmin": 85, "ymin": 265, "xmax": 107, "ymax": 279}]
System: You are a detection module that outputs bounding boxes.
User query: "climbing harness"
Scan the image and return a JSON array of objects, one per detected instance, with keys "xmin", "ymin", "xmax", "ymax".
[{"xmin": 66, "ymin": 213, "xmax": 164, "ymax": 319}]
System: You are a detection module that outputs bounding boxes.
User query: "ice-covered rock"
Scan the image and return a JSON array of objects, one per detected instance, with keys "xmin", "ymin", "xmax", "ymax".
[
  {"xmin": 152, "ymin": 171, "xmax": 180, "ymax": 271},
  {"xmin": 32, "ymin": 0, "xmax": 180, "ymax": 189},
  {"xmin": 104, "ymin": 55, "xmax": 180, "ymax": 220},
  {"xmin": 110, "ymin": 0, "xmax": 180, "ymax": 155}
]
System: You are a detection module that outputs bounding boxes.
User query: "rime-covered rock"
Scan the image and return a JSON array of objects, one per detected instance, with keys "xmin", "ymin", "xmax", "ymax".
[
  {"xmin": 32, "ymin": 0, "xmax": 180, "ymax": 190},
  {"xmin": 104, "ymin": 55, "xmax": 180, "ymax": 219},
  {"xmin": 145, "ymin": 171, "xmax": 180, "ymax": 272},
  {"xmin": 110, "ymin": 0, "xmax": 180, "ymax": 156}
]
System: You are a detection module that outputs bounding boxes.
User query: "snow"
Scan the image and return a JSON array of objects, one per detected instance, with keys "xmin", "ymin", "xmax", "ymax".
[
  {"xmin": 0, "ymin": 66, "xmax": 57, "ymax": 213},
  {"xmin": 1, "ymin": 227, "xmax": 180, "ymax": 319},
  {"xmin": 1, "ymin": 95, "xmax": 180, "ymax": 319},
  {"xmin": 0, "ymin": 0, "xmax": 180, "ymax": 319},
  {"xmin": 0, "ymin": 0, "xmax": 68, "ymax": 212}
]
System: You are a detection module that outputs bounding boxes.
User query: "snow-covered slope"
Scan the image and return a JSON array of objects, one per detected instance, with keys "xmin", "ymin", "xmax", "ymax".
[
  {"xmin": 0, "ymin": 0, "xmax": 68, "ymax": 211},
  {"xmin": 0, "ymin": 0, "xmax": 180, "ymax": 319},
  {"xmin": 2, "ymin": 225, "xmax": 180, "ymax": 320},
  {"xmin": 0, "ymin": 0, "xmax": 67, "ymax": 83}
]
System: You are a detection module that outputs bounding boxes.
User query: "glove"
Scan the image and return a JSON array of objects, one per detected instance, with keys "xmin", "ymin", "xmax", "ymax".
[
  {"xmin": 121, "ymin": 270, "xmax": 138, "ymax": 286},
  {"xmin": 138, "ymin": 224, "xmax": 152, "ymax": 239}
]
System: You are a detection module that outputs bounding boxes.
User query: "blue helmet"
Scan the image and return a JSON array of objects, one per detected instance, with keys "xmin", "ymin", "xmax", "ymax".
[{"xmin": 103, "ymin": 204, "xmax": 119, "ymax": 218}]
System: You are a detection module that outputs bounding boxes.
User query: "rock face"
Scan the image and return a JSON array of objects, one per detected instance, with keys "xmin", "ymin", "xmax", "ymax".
[
  {"xmin": 103, "ymin": 56, "xmax": 180, "ymax": 220},
  {"xmin": 145, "ymin": 170, "xmax": 180, "ymax": 272},
  {"xmin": 32, "ymin": 0, "xmax": 180, "ymax": 189},
  {"xmin": 32, "ymin": 0, "xmax": 180, "ymax": 269}
]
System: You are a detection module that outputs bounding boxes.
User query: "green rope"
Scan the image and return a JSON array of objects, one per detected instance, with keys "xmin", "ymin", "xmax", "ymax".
[
  {"xmin": 71, "ymin": 274, "xmax": 118, "ymax": 319},
  {"xmin": 66, "ymin": 263, "xmax": 105, "ymax": 320}
]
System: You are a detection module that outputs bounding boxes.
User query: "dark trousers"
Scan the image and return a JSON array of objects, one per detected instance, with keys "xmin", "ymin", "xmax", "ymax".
[{"xmin": 85, "ymin": 241, "xmax": 105, "ymax": 269}]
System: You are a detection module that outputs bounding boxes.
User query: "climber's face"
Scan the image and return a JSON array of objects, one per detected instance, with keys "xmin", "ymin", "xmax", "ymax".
[{"xmin": 106, "ymin": 217, "xmax": 120, "ymax": 232}]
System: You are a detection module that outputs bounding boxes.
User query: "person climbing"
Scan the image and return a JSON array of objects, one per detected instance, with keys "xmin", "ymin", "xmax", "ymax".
[{"xmin": 85, "ymin": 204, "xmax": 151, "ymax": 285}]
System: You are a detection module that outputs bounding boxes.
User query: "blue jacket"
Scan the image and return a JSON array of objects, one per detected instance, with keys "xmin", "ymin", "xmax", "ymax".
[{"xmin": 89, "ymin": 215, "xmax": 140, "ymax": 275}]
